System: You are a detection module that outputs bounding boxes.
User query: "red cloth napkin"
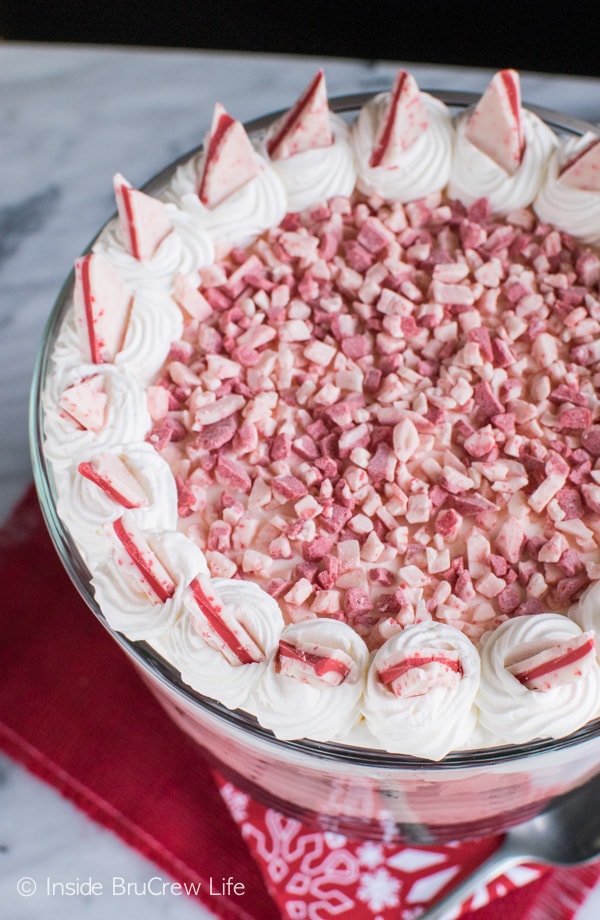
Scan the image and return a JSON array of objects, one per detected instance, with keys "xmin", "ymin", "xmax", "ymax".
[{"xmin": 1, "ymin": 485, "xmax": 599, "ymax": 920}]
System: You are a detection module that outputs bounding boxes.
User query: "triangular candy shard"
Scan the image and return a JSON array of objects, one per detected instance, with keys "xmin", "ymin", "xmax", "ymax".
[
  {"xmin": 197, "ymin": 103, "xmax": 260, "ymax": 209},
  {"xmin": 78, "ymin": 453, "xmax": 149, "ymax": 508},
  {"xmin": 113, "ymin": 173, "xmax": 173, "ymax": 261},
  {"xmin": 173, "ymin": 271, "xmax": 213, "ymax": 321},
  {"xmin": 508, "ymin": 633, "xmax": 596, "ymax": 691},
  {"xmin": 59, "ymin": 374, "xmax": 108, "ymax": 432},
  {"xmin": 267, "ymin": 69, "xmax": 333, "ymax": 161},
  {"xmin": 112, "ymin": 513, "xmax": 176, "ymax": 603},
  {"xmin": 187, "ymin": 573, "xmax": 264, "ymax": 665},
  {"xmin": 277, "ymin": 639, "xmax": 353, "ymax": 686},
  {"xmin": 369, "ymin": 70, "xmax": 429, "ymax": 168},
  {"xmin": 464, "ymin": 69, "xmax": 524, "ymax": 175},
  {"xmin": 559, "ymin": 137, "xmax": 600, "ymax": 191},
  {"xmin": 73, "ymin": 253, "xmax": 132, "ymax": 363}
]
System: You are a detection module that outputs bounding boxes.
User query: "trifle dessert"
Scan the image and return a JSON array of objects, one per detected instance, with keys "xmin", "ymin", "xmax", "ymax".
[{"xmin": 41, "ymin": 68, "xmax": 600, "ymax": 763}]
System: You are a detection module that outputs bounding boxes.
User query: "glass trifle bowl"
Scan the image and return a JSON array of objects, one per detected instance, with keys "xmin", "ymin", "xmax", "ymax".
[{"xmin": 30, "ymin": 90, "xmax": 600, "ymax": 845}]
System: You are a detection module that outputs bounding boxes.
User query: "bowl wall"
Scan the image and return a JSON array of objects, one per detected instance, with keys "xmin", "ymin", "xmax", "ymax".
[{"xmin": 139, "ymin": 660, "xmax": 600, "ymax": 843}]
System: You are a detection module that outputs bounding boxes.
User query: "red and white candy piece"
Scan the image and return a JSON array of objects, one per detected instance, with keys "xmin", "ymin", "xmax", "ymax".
[
  {"xmin": 266, "ymin": 69, "xmax": 332, "ymax": 161},
  {"xmin": 186, "ymin": 573, "xmax": 264, "ymax": 665},
  {"xmin": 172, "ymin": 271, "xmax": 213, "ymax": 321},
  {"xmin": 369, "ymin": 69, "xmax": 430, "ymax": 168},
  {"xmin": 378, "ymin": 648, "xmax": 463, "ymax": 698},
  {"xmin": 464, "ymin": 69, "xmax": 524, "ymax": 175},
  {"xmin": 73, "ymin": 253, "xmax": 132, "ymax": 364},
  {"xmin": 508, "ymin": 632, "xmax": 596, "ymax": 691},
  {"xmin": 77, "ymin": 452, "xmax": 149, "ymax": 509},
  {"xmin": 277, "ymin": 638, "xmax": 354, "ymax": 687},
  {"xmin": 58, "ymin": 374, "xmax": 108, "ymax": 432},
  {"xmin": 559, "ymin": 137, "xmax": 600, "ymax": 191},
  {"xmin": 113, "ymin": 173, "xmax": 173, "ymax": 261},
  {"xmin": 112, "ymin": 513, "xmax": 176, "ymax": 603},
  {"xmin": 197, "ymin": 103, "xmax": 260, "ymax": 209}
]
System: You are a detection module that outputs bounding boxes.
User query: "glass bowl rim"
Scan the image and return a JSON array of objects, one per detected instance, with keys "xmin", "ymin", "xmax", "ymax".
[{"xmin": 29, "ymin": 89, "xmax": 600, "ymax": 771}]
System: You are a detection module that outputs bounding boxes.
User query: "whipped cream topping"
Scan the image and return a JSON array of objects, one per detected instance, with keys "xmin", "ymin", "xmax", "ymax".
[
  {"xmin": 261, "ymin": 113, "xmax": 357, "ymax": 213},
  {"xmin": 351, "ymin": 92, "xmax": 454, "ymax": 202},
  {"xmin": 92, "ymin": 528, "xmax": 207, "ymax": 641},
  {"xmin": 534, "ymin": 132, "xmax": 600, "ymax": 245},
  {"xmin": 55, "ymin": 443, "xmax": 178, "ymax": 567},
  {"xmin": 43, "ymin": 363, "xmax": 151, "ymax": 471},
  {"xmin": 114, "ymin": 289, "xmax": 183, "ymax": 386},
  {"xmin": 46, "ymin": 291, "xmax": 182, "ymax": 389},
  {"xmin": 93, "ymin": 204, "xmax": 214, "ymax": 292},
  {"xmin": 156, "ymin": 578, "xmax": 284, "ymax": 710},
  {"xmin": 41, "ymin": 79, "xmax": 600, "ymax": 759},
  {"xmin": 569, "ymin": 580, "xmax": 600, "ymax": 636},
  {"xmin": 255, "ymin": 619, "xmax": 369, "ymax": 741},
  {"xmin": 361, "ymin": 622, "xmax": 480, "ymax": 760},
  {"xmin": 476, "ymin": 614, "xmax": 600, "ymax": 745},
  {"xmin": 164, "ymin": 148, "xmax": 287, "ymax": 250},
  {"xmin": 448, "ymin": 108, "xmax": 557, "ymax": 213}
]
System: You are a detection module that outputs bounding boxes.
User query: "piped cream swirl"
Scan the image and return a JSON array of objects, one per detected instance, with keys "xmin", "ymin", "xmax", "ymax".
[
  {"xmin": 476, "ymin": 613, "xmax": 600, "ymax": 745},
  {"xmin": 115, "ymin": 289, "xmax": 183, "ymax": 385},
  {"xmin": 55, "ymin": 442, "xmax": 177, "ymax": 567},
  {"xmin": 164, "ymin": 148, "xmax": 287, "ymax": 250},
  {"xmin": 92, "ymin": 529, "xmax": 207, "ymax": 640},
  {"xmin": 92, "ymin": 204, "xmax": 214, "ymax": 291},
  {"xmin": 570, "ymin": 580, "xmax": 600, "ymax": 636},
  {"xmin": 45, "ymin": 291, "xmax": 182, "ymax": 389},
  {"xmin": 157, "ymin": 579, "xmax": 284, "ymax": 710},
  {"xmin": 351, "ymin": 92, "xmax": 454, "ymax": 202},
  {"xmin": 255, "ymin": 619, "xmax": 368, "ymax": 741},
  {"xmin": 262, "ymin": 114, "xmax": 357, "ymax": 213},
  {"xmin": 448, "ymin": 108, "xmax": 557, "ymax": 213},
  {"xmin": 534, "ymin": 132, "xmax": 600, "ymax": 244},
  {"xmin": 43, "ymin": 364, "xmax": 151, "ymax": 471},
  {"xmin": 361, "ymin": 622, "xmax": 480, "ymax": 760}
]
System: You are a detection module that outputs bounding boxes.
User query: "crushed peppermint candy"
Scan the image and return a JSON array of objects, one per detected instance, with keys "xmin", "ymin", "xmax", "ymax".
[{"xmin": 147, "ymin": 190, "xmax": 600, "ymax": 651}]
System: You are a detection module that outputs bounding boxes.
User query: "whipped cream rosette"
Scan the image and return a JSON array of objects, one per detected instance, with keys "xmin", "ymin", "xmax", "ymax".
[
  {"xmin": 54, "ymin": 443, "xmax": 177, "ymax": 567},
  {"xmin": 113, "ymin": 288, "xmax": 183, "ymax": 385},
  {"xmin": 91, "ymin": 515, "xmax": 208, "ymax": 641},
  {"xmin": 255, "ymin": 619, "xmax": 369, "ymax": 741},
  {"xmin": 351, "ymin": 80, "xmax": 454, "ymax": 202},
  {"xmin": 262, "ymin": 113, "xmax": 356, "ymax": 213},
  {"xmin": 476, "ymin": 614, "xmax": 600, "ymax": 745},
  {"xmin": 261, "ymin": 69, "xmax": 356, "ymax": 212},
  {"xmin": 569, "ymin": 580, "xmax": 600, "ymax": 639},
  {"xmin": 46, "ymin": 312, "xmax": 96, "ymax": 390},
  {"xmin": 156, "ymin": 578, "xmax": 284, "ymax": 710},
  {"xmin": 448, "ymin": 108, "xmax": 557, "ymax": 213},
  {"xmin": 93, "ymin": 205, "xmax": 214, "ymax": 292},
  {"xmin": 361, "ymin": 622, "xmax": 480, "ymax": 760},
  {"xmin": 165, "ymin": 154, "xmax": 287, "ymax": 251},
  {"xmin": 163, "ymin": 102, "xmax": 287, "ymax": 251},
  {"xmin": 534, "ymin": 132, "xmax": 600, "ymax": 244},
  {"xmin": 43, "ymin": 363, "xmax": 151, "ymax": 471},
  {"xmin": 448, "ymin": 68, "xmax": 557, "ymax": 213},
  {"xmin": 51, "ymin": 272, "xmax": 182, "ymax": 389}
]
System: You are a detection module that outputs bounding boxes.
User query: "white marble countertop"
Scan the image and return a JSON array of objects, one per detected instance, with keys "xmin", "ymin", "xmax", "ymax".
[{"xmin": 1, "ymin": 42, "xmax": 600, "ymax": 919}]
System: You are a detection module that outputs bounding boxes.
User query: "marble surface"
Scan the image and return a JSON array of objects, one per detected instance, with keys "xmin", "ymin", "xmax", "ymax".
[{"xmin": 1, "ymin": 42, "xmax": 600, "ymax": 919}]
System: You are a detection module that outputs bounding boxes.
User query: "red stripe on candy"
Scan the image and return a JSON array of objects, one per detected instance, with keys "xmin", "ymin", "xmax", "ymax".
[
  {"xmin": 278, "ymin": 639, "xmax": 351, "ymax": 683},
  {"xmin": 379, "ymin": 653, "xmax": 462, "ymax": 686},
  {"xmin": 112, "ymin": 517, "xmax": 174, "ymax": 603},
  {"xmin": 513, "ymin": 637, "xmax": 595, "ymax": 686},
  {"xmin": 189, "ymin": 577, "xmax": 258, "ymax": 665}
]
